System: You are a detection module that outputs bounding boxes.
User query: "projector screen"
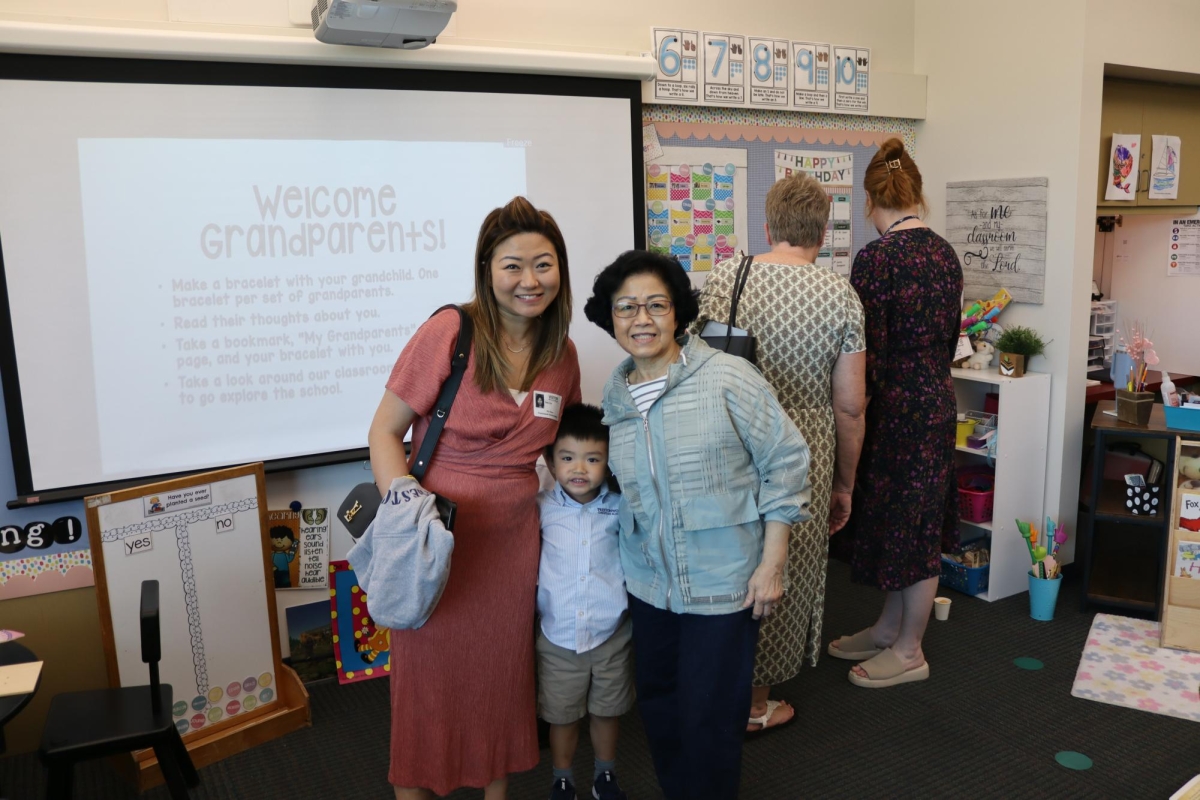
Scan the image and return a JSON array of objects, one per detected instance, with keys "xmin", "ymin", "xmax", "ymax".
[{"xmin": 0, "ymin": 56, "xmax": 641, "ymax": 499}]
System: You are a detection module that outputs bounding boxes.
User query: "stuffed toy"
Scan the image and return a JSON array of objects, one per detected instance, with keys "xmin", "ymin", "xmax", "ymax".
[
  {"xmin": 965, "ymin": 341, "xmax": 995, "ymax": 371},
  {"xmin": 1180, "ymin": 455, "xmax": 1200, "ymax": 482}
]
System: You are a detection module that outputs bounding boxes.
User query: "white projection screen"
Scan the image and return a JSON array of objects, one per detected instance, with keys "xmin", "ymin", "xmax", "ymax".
[{"xmin": 0, "ymin": 56, "xmax": 642, "ymax": 501}]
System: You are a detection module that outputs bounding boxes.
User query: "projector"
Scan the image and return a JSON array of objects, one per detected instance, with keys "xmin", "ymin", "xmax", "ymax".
[{"xmin": 312, "ymin": 0, "xmax": 457, "ymax": 50}]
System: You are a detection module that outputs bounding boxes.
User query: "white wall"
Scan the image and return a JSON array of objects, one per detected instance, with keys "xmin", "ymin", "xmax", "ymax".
[
  {"xmin": 1105, "ymin": 216, "xmax": 1200, "ymax": 376},
  {"xmin": 915, "ymin": 0, "xmax": 1092, "ymax": 547},
  {"xmin": 0, "ymin": 0, "xmax": 916, "ymax": 72}
]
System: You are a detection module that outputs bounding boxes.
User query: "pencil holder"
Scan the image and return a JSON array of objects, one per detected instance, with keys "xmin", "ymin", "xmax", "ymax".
[
  {"xmin": 1115, "ymin": 389, "xmax": 1153, "ymax": 426},
  {"xmin": 1028, "ymin": 572, "xmax": 1062, "ymax": 621}
]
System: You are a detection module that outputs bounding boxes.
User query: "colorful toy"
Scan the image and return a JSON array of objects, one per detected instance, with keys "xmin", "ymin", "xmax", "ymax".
[
  {"xmin": 1018, "ymin": 517, "xmax": 1068, "ymax": 579},
  {"xmin": 1180, "ymin": 455, "xmax": 1200, "ymax": 482},
  {"xmin": 960, "ymin": 288, "xmax": 1013, "ymax": 333},
  {"xmin": 965, "ymin": 340, "xmax": 995, "ymax": 370}
]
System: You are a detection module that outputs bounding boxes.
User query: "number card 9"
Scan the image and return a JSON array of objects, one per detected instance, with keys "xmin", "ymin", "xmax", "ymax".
[{"xmin": 790, "ymin": 42, "xmax": 830, "ymax": 110}]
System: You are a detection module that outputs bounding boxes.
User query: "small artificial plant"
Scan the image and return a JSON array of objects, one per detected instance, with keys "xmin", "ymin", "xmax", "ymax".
[{"xmin": 995, "ymin": 325, "xmax": 1047, "ymax": 359}]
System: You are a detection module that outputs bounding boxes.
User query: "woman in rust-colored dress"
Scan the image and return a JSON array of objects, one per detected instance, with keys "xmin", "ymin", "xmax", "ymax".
[{"xmin": 368, "ymin": 197, "xmax": 581, "ymax": 799}]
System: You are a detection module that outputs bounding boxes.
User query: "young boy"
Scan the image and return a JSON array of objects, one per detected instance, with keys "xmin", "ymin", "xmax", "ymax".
[{"xmin": 537, "ymin": 404, "xmax": 632, "ymax": 800}]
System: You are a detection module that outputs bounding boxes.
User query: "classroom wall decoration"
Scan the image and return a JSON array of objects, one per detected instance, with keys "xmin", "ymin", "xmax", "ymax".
[
  {"xmin": 266, "ymin": 507, "xmax": 330, "ymax": 590},
  {"xmin": 650, "ymin": 28, "xmax": 869, "ymax": 115},
  {"xmin": 329, "ymin": 560, "xmax": 390, "ymax": 684},
  {"xmin": 774, "ymin": 150, "xmax": 854, "ymax": 275},
  {"xmin": 647, "ymin": 146, "xmax": 748, "ymax": 272},
  {"xmin": 285, "ymin": 600, "xmax": 336, "ymax": 684},
  {"xmin": 1105, "ymin": 133, "xmax": 1141, "ymax": 201},
  {"xmin": 0, "ymin": 388, "xmax": 93, "ymax": 600},
  {"xmin": 946, "ymin": 177, "xmax": 1048, "ymax": 304},
  {"xmin": 87, "ymin": 463, "xmax": 283, "ymax": 739},
  {"xmin": 1167, "ymin": 217, "xmax": 1200, "ymax": 276},
  {"xmin": 642, "ymin": 107, "xmax": 910, "ymax": 284},
  {"xmin": 1149, "ymin": 135, "xmax": 1181, "ymax": 201}
]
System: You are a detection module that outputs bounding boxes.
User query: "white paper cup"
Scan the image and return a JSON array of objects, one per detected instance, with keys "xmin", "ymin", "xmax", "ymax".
[{"xmin": 933, "ymin": 596, "xmax": 952, "ymax": 621}]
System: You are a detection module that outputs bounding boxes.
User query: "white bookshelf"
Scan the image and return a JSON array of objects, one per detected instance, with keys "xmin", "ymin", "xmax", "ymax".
[{"xmin": 951, "ymin": 367, "xmax": 1051, "ymax": 601}]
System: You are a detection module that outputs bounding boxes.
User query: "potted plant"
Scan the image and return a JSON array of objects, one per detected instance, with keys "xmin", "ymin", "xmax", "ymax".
[{"xmin": 994, "ymin": 325, "xmax": 1046, "ymax": 378}]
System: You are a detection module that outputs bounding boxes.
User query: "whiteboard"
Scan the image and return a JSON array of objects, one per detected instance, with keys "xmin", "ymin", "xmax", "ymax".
[{"xmin": 88, "ymin": 463, "xmax": 281, "ymax": 739}]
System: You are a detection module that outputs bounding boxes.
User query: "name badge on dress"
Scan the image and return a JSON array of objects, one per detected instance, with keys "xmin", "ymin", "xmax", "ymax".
[{"xmin": 532, "ymin": 391, "xmax": 562, "ymax": 421}]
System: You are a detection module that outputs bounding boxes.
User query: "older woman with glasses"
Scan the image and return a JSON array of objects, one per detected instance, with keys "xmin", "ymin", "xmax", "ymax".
[{"xmin": 584, "ymin": 251, "xmax": 811, "ymax": 800}]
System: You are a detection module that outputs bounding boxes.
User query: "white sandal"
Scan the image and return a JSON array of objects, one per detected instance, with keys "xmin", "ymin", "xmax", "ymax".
[{"xmin": 746, "ymin": 699, "xmax": 793, "ymax": 735}]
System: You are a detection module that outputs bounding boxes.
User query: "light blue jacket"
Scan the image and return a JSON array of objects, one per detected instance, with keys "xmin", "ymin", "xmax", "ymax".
[{"xmin": 601, "ymin": 334, "xmax": 811, "ymax": 615}]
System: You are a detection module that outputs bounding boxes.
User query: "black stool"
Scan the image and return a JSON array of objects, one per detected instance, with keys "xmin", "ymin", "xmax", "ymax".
[{"xmin": 38, "ymin": 581, "xmax": 200, "ymax": 799}]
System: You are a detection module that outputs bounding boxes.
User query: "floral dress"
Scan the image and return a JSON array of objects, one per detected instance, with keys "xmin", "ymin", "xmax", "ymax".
[
  {"xmin": 847, "ymin": 228, "xmax": 963, "ymax": 590},
  {"xmin": 695, "ymin": 258, "xmax": 864, "ymax": 682}
]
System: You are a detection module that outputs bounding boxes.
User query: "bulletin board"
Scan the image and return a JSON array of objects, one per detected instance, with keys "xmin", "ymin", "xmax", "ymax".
[
  {"xmin": 1162, "ymin": 438, "xmax": 1200, "ymax": 653},
  {"xmin": 643, "ymin": 105, "xmax": 914, "ymax": 283},
  {"xmin": 86, "ymin": 463, "xmax": 283, "ymax": 742}
]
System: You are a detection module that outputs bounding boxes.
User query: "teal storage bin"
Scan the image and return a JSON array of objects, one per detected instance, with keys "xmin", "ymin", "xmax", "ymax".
[{"xmin": 1164, "ymin": 405, "xmax": 1200, "ymax": 433}]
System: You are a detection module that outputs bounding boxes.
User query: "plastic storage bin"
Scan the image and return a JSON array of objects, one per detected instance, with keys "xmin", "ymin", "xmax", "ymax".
[
  {"xmin": 958, "ymin": 465, "xmax": 995, "ymax": 522},
  {"xmin": 1165, "ymin": 405, "xmax": 1200, "ymax": 433},
  {"xmin": 940, "ymin": 556, "xmax": 990, "ymax": 596}
]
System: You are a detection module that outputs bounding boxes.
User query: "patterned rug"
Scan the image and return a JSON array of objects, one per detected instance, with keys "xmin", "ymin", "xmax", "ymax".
[{"xmin": 1071, "ymin": 613, "xmax": 1200, "ymax": 723}]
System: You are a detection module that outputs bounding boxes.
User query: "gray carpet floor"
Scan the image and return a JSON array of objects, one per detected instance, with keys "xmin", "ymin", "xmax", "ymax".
[{"xmin": 3, "ymin": 560, "xmax": 1199, "ymax": 799}]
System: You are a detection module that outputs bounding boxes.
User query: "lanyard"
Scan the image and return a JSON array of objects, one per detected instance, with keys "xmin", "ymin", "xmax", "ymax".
[{"xmin": 881, "ymin": 215, "xmax": 920, "ymax": 236}]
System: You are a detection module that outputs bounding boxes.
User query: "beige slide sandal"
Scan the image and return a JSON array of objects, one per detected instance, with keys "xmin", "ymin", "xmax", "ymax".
[
  {"xmin": 847, "ymin": 648, "xmax": 930, "ymax": 688},
  {"xmin": 827, "ymin": 629, "xmax": 884, "ymax": 661}
]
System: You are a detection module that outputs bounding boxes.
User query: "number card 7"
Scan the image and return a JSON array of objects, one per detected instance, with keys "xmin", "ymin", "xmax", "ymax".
[{"xmin": 702, "ymin": 33, "xmax": 746, "ymax": 105}]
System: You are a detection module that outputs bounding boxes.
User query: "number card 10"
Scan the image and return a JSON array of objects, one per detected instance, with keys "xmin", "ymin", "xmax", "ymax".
[{"xmin": 833, "ymin": 45, "xmax": 870, "ymax": 114}]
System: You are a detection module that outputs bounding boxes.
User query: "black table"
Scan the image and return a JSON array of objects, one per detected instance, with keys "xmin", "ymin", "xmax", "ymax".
[{"xmin": 0, "ymin": 640, "xmax": 40, "ymax": 756}]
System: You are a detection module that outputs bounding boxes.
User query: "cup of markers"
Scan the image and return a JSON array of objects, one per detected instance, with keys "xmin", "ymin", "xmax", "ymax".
[{"xmin": 1018, "ymin": 518, "xmax": 1068, "ymax": 622}]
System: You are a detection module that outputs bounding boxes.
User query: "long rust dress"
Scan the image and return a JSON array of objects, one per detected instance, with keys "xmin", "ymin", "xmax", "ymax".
[{"xmin": 384, "ymin": 309, "xmax": 581, "ymax": 794}]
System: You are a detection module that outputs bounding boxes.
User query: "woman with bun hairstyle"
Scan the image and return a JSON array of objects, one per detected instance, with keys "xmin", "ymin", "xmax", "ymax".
[{"xmin": 826, "ymin": 138, "xmax": 962, "ymax": 689}]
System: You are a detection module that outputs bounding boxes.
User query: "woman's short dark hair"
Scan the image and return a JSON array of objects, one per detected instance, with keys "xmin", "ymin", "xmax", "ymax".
[{"xmin": 584, "ymin": 250, "xmax": 699, "ymax": 338}]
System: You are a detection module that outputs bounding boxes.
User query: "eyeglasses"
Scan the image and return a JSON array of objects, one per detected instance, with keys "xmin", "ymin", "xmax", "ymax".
[{"xmin": 612, "ymin": 300, "xmax": 673, "ymax": 318}]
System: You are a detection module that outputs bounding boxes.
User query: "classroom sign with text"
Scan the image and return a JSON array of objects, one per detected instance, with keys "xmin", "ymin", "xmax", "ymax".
[
  {"xmin": 946, "ymin": 177, "xmax": 1048, "ymax": 304},
  {"xmin": 650, "ymin": 28, "xmax": 869, "ymax": 115}
]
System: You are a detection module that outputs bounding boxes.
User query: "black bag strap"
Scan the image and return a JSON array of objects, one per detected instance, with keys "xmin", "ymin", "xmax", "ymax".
[
  {"xmin": 411, "ymin": 305, "xmax": 473, "ymax": 481},
  {"xmin": 724, "ymin": 253, "xmax": 755, "ymax": 352}
]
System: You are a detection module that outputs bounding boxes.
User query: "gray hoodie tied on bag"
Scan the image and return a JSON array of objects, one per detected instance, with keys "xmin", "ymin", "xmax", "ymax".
[{"xmin": 345, "ymin": 475, "xmax": 454, "ymax": 630}]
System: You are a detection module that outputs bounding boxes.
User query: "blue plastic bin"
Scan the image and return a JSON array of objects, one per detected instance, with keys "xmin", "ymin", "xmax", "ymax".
[
  {"xmin": 939, "ymin": 556, "xmax": 989, "ymax": 596},
  {"xmin": 1164, "ymin": 405, "xmax": 1200, "ymax": 433}
]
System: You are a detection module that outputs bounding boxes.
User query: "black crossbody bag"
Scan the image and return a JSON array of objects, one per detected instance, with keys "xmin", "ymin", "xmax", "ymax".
[
  {"xmin": 338, "ymin": 305, "xmax": 473, "ymax": 540},
  {"xmin": 699, "ymin": 253, "xmax": 757, "ymax": 364}
]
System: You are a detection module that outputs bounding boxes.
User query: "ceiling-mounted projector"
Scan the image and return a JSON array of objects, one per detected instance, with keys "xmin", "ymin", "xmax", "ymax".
[{"xmin": 312, "ymin": 0, "xmax": 457, "ymax": 49}]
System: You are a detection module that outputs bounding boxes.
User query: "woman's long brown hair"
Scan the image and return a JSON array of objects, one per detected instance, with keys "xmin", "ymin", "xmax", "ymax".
[{"xmin": 463, "ymin": 197, "xmax": 573, "ymax": 394}]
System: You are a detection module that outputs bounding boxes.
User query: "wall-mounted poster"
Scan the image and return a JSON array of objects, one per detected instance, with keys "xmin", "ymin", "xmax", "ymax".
[
  {"xmin": 647, "ymin": 146, "xmax": 749, "ymax": 276},
  {"xmin": 774, "ymin": 150, "xmax": 853, "ymax": 275},
  {"xmin": 946, "ymin": 177, "xmax": 1048, "ymax": 304},
  {"xmin": 1168, "ymin": 217, "xmax": 1200, "ymax": 276},
  {"xmin": 1105, "ymin": 133, "xmax": 1141, "ymax": 201},
  {"xmin": 1150, "ymin": 135, "xmax": 1181, "ymax": 200}
]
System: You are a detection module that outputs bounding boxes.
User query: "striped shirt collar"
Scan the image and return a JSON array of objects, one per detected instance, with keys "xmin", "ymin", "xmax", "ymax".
[{"xmin": 551, "ymin": 480, "xmax": 612, "ymax": 509}]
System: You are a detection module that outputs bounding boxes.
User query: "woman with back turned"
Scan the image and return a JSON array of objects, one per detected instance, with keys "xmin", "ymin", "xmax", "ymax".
[{"xmin": 826, "ymin": 138, "xmax": 963, "ymax": 689}]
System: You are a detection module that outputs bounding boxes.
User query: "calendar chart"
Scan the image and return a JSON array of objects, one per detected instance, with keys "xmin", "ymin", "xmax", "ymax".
[{"xmin": 647, "ymin": 146, "xmax": 749, "ymax": 273}]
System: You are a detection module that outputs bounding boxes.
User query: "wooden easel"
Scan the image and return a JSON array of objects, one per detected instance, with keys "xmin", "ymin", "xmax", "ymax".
[
  {"xmin": 86, "ymin": 463, "xmax": 310, "ymax": 790},
  {"xmin": 1161, "ymin": 439, "xmax": 1200, "ymax": 652}
]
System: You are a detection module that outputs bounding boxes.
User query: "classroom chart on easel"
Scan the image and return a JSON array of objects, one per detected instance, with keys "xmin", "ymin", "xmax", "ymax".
[{"xmin": 88, "ymin": 464, "xmax": 280, "ymax": 738}]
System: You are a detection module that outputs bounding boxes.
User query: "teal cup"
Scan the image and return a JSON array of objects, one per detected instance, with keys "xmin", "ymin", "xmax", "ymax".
[{"xmin": 1028, "ymin": 572, "xmax": 1062, "ymax": 621}]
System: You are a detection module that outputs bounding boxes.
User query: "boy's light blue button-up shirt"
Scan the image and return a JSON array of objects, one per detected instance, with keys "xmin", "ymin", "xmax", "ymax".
[{"xmin": 537, "ymin": 483, "xmax": 627, "ymax": 654}]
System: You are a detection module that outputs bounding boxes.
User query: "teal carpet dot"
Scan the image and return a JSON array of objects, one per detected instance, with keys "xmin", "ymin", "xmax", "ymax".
[
  {"xmin": 1014, "ymin": 657, "xmax": 1044, "ymax": 670},
  {"xmin": 1055, "ymin": 751, "xmax": 1093, "ymax": 770}
]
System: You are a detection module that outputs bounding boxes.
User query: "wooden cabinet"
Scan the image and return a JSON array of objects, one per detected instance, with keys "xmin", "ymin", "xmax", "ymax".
[{"xmin": 1097, "ymin": 79, "xmax": 1200, "ymax": 208}]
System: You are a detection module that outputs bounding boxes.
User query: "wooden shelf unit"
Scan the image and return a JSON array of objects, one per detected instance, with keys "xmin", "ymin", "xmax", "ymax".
[{"xmin": 951, "ymin": 367, "xmax": 1051, "ymax": 601}]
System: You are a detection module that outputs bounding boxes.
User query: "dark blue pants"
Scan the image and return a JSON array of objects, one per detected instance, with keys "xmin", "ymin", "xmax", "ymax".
[{"xmin": 628, "ymin": 595, "xmax": 759, "ymax": 800}]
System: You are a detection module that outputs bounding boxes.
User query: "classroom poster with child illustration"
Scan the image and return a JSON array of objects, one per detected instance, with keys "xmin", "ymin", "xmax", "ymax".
[{"xmin": 267, "ymin": 510, "xmax": 301, "ymax": 589}]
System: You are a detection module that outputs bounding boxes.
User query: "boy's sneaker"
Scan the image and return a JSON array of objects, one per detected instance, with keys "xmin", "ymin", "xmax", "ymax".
[
  {"xmin": 592, "ymin": 770, "xmax": 628, "ymax": 800},
  {"xmin": 550, "ymin": 777, "xmax": 577, "ymax": 800}
]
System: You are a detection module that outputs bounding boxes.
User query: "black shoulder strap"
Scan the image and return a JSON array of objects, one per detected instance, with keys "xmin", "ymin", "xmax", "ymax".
[
  {"xmin": 725, "ymin": 253, "xmax": 755, "ymax": 350},
  {"xmin": 411, "ymin": 305, "xmax": 474, "ymax": 481}
]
